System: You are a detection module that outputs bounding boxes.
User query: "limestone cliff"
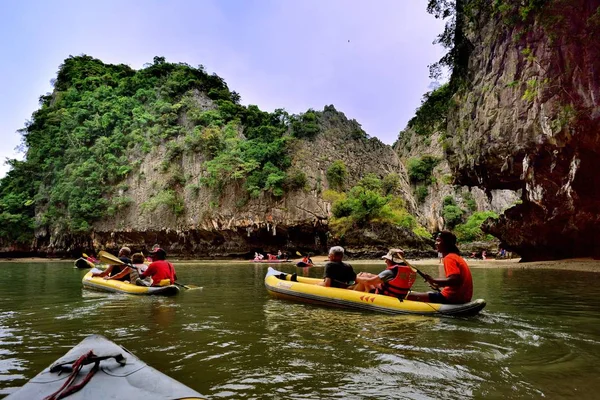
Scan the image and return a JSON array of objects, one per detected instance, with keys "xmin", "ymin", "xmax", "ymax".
[
  {"xmin": 444, "ymin": 0, "xmax": 600, "ymax": 260},
  {"xmin": 30, "ymin": 101, "xmax": 427, "ymax": 258},
  {"xmin": 395, "ymin": 127, "xmax": 519, "ymax": 233}
]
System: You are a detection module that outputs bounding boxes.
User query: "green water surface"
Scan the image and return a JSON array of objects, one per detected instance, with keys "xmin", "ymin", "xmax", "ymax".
[{"xmin": 0, "ymin": 261, "xmax": 599, "ymax": 399}]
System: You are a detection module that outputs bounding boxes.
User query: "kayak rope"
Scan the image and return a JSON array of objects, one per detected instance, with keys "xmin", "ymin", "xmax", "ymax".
[{"xmin": 44, "ymin": 351, "xmax": 126, "ymax": 400}]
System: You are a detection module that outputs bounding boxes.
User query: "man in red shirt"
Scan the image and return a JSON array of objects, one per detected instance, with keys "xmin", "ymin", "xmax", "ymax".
[
  {"xmin": 406, "ymin": 231, "xmax": 473, "ymax": 304},
  {"xmin": 137, "ymin": 248, "xmax": 177, "ymax": 286}
]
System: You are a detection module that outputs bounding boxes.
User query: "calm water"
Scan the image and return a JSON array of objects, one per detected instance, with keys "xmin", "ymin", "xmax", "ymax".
[{"xmin": 0, "ymin": 261, "xmax": 599, "ymax": 399}]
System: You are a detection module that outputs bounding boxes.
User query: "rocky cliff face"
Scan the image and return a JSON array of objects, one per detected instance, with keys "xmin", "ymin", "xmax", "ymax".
[
  {"xmin": 33, "ymin": 105, "xmax": 428, "ymax": 258},
  {"xmin": 444, "ymin": 0, "xmax": 600, "ymax": 260},
  {"xmin": 395, "ymin": 128, "xmax": 519, "ymax": 233}
]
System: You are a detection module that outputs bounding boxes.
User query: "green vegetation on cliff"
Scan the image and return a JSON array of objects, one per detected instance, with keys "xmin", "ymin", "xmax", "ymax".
[
  {"xmin": 454, "ymin": 211, "xmax": 499, "ymax": 242},
  {"xmin": 324, "ymin": 174, "xmax": 430, "ymax": 239},
  {"xmin": 0, "ymin": 55, "xmax": 324, "ymax": 243}
]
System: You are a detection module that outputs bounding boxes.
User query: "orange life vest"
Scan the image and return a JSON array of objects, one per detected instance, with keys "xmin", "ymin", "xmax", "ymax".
[{"xmin": 377, "ymin": 265, "xmax": 417, "ymax": 298}]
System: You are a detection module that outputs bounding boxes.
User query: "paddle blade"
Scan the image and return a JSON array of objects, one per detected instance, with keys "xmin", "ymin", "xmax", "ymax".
[
  {"xmin": 296, "ymin": 251, "xmax": 302, "ymax": 257},
  {"xmin": 82, "ymin": 252, "xmax": 89, "ymax": 259},
  {"xmin": 98, "ymin": 250, "xmax": 124, "ymax": 265}
]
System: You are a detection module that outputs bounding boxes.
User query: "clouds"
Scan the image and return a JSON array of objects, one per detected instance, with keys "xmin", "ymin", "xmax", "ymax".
[{"xmin": 0, "ymin": 0, "xmax": 445, "ymax": 177}]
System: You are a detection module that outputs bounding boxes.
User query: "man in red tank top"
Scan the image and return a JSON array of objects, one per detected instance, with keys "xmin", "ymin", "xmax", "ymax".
[
  {"xmin": 137, "ymin": 248, "xmax": 177, "ymax": 286},
  {"xmin": 406, "ymin": 231, "xmax": 473, "ymax": 304}
]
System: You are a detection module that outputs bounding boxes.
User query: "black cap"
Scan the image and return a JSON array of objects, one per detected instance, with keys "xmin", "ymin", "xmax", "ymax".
[{"xmin": 150, "ymin": 248, "xmax": 167, "ymax": 258}]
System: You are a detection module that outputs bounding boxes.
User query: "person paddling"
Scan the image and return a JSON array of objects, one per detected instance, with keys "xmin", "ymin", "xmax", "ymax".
[
  {"xmin": 92, "ymin": 247, "xmax": 131, "ymax": 278},
  {"xmin": 136, "ymin": 248, "xmax": 176, "ymax": 287},
  {"xmin": 406, "ymin": 231, "xmax": 473, "ymax": 304},
  {"xmin": 104, "ymin": 253, "xmax": 147, "ymax": 283}
]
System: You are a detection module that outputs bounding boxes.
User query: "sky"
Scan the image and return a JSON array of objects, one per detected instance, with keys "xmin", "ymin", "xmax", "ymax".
[{"xmin": 0, "ymin": 0, "xmax": 446, "ymax": 178}]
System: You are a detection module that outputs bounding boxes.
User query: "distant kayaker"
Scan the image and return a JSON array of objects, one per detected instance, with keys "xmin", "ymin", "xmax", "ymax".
[
  {"xmin": 301, "ymin": 253, "xmax": 314, "ymax": 266},
  {"xmin": 92, "ymin": 246, "xmax": 132, "ymax": 278},
  {"xmin": 406, "ymin": 231, "xmax": 473, "ymax": 304},
  {"xmin": 353, "ymin": 249, "xmax": 416, "ymax": 298},
  {"xmin": 318, "ymin": 246, "xmax": 356, "ymax": 288},
  {"xmin": 136, "ymin": 248, "xmax": 177, "ymax": 287}
]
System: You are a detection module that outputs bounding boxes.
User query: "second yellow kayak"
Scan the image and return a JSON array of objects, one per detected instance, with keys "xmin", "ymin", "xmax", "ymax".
[{"xmin": 264, "ymin": 267, "xmax": 486, "ymax": 317}]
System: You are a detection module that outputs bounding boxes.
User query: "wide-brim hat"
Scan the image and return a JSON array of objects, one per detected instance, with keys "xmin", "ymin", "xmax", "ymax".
[{"xmin": 381, "ymin": 248, "xmax": 404, "ymax": 264}]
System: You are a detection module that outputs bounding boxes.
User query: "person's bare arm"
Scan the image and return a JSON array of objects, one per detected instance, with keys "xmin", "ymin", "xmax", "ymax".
[
  {"xmin": 356, "ymin": 272, "xmax": 382, "ymax": 286},
  {"xmin": 320, "ymin": 277, "xmax": 332, "ymax": 287},
  {"xmin": 425, "ymin": 274, "xmax": 460, "ymax": 287},
  {"xmin": 93, "ymin": 266, "xmax": 112, "ymax": 277},
  {"xmin": 106, "ymin": 267, "xmax": 131, "ymax": 280}
]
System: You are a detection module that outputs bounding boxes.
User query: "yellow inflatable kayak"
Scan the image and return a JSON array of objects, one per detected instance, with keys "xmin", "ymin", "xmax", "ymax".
[
  {"xmin": 264, "ymin": 267, "xmax": 486, "ymax": 317},
  {"xmin": 82, "ymin": 270, "xmax": 179, "ymax": 296}
]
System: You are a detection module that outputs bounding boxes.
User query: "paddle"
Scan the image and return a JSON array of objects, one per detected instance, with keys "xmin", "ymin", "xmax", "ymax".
[
  {"xmin": 399, "ymin": 254, "xmax": 441, "ymax": 292},
  {"xmin": 82, "ymin": 252, "xmax": 98, "ymax": 264},
  {"xmin": 98, "ymin": 251, "xmax": 200, "ymax": 290}
]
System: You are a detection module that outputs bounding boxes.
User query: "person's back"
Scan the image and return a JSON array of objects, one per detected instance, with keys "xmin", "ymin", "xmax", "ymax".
[
  {"xmin": 138, "ymin": 248, "xmax": 176, "ymax": 286},
  {"xmin": 324, "ymin": 260, "xmax": 356, "ymax": 288},
  {"xmin": 322, "ymin": 246, "xmax": 356, "ymax": 288},
  {"xmin": 440, "ymin": 253, "xmax": 473, "ymax": 303}
]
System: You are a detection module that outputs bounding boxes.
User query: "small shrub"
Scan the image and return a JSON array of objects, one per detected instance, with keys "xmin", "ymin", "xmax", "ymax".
[
  {"xmin": 140, "ymin": 189, "xmax": 185, "ymax": 216},
  {"xmin": 442, "ymin": 204, "xmax": 464, "ymax": 229},
  {"xmin": 415, "ymin": 185, "xmax": 428, "ymax": 204},
  {"xmin": 186, "ymin": 183, "xmax": 201, "ymax": 198},
  {"xmin": 326, "ymin": 160, "xmax": 347, "ymax": 191},
  {"xmin": 443, "ymin": 196, "xmax": 456, "ymax": 207},
  {"xmin": 382, "ymin": 173, "xmax": 401, "ymax": 195},
  {"xmin": 407, "ymin": 156, "xmax": 439, "ymax": 184},
  {"xmin": 284, "ymin": 169, "xmax": 308, "ymax": 191},
  {"xmin": 462, "ymin": 191, "xmax": 477, "ymax": 212},
  {"xmin": 357, "ymin": 173, "xmax": 382, "ymax": 192},
  {"xmin": 323, "ymin": 189, "xmax": 345, "ymax": 204}
]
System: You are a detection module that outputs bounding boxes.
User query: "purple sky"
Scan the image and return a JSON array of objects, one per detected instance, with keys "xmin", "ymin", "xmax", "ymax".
[{"xmin": 0, "ymin": 0, "xmax": 445, "ymax": 177}]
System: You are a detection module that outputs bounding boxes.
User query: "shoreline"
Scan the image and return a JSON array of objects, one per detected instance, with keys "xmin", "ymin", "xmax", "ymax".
[{"xmin": 1, "ymin": 256, "xmax": 599, "ymax": 272}]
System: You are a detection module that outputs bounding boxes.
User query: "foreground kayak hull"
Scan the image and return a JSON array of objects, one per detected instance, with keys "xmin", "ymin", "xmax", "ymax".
[
  {"xmin": 5, "ymin": 334, "xmax": 204, "ymax": 399},
  {"xmin": 82, "ymin": 271, "xmax": 180, "ymax": 296},
  {"xmin": 264, "ymin": 267, "xmax": 486, "ymax": 317}
]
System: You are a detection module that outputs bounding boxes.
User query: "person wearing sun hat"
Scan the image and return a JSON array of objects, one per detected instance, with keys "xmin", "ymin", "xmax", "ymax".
[
  {"xmin": 136, "ymin": 247, "xmax": 177, "ymax": 287},
  {"xmin": 353, "ymin": 248, "xmax": 417, "ymax": 299}
]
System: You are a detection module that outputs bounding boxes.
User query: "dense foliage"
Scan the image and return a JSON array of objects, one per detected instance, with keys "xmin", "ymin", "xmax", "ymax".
[
  {"xmin": 406, "ymin": 84, "xmax": 454, "ymax": 137},
  {"xmin": 0, "ymin": 55, "xmax": 324, "ymax": 243},
  {"xmin": 324, "ymin": 175, "xmax": 429, "ymax": 239},
  {"xmin": 441, "ymin": 196, "xmax": 464, "ymax": 228},
  {"xmin": 454, "ymin": 211, "xmax": 498, "ymax": 242},
  {"xmin": 407, "ymin": 156, "xmax": 439, "ymax": 184}
]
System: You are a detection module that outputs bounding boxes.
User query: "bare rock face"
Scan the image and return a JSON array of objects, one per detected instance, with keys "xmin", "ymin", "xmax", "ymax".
[{"xmin": 446, "ymin": 1, "xmax": 600, "ymax": 260}]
